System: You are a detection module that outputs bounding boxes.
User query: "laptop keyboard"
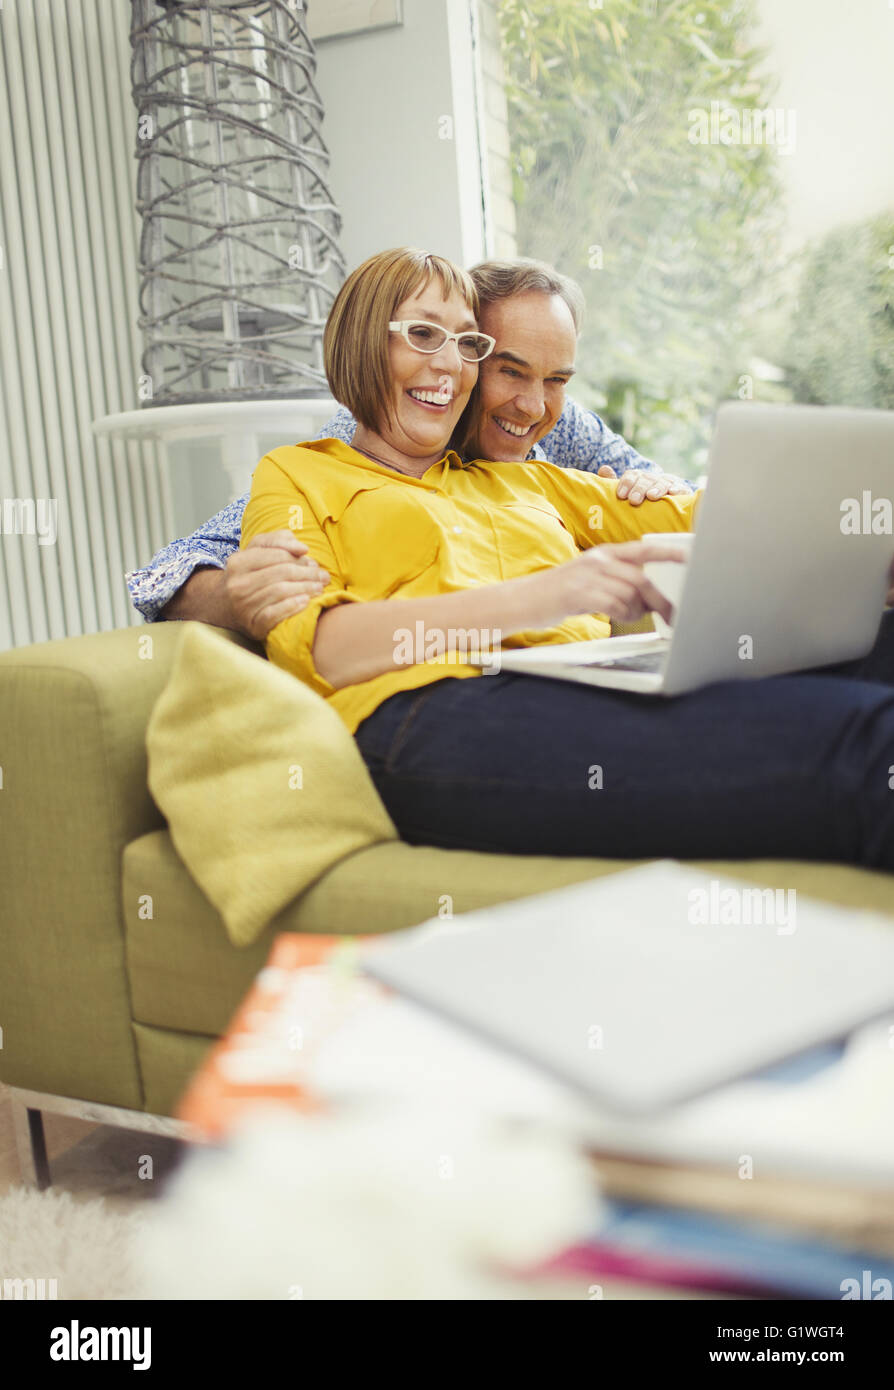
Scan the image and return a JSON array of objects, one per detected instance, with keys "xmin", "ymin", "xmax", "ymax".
[{"xmin": 585, "ymin": 650, "xmax": 667, "ymax": 674}]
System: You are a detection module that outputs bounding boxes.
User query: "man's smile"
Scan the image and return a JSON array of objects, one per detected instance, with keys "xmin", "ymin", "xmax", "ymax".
[{"xmin": 493, "ymin": 415, "xmax": 537, "ymax": 439}]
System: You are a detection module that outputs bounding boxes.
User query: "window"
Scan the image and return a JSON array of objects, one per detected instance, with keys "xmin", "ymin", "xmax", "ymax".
[{"xmin": 498, "ymin": 0, "xmax": 894, "ymax": 476}]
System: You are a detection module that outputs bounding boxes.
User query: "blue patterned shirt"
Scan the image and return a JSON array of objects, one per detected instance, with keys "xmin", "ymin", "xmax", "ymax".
[{"xmin": 127, "ymin": 400, "xmax": 683, "ymax": 621}]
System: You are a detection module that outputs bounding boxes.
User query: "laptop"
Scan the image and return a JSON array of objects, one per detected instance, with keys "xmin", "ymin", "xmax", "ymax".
[
  {"xmin": 362, "ymin": 861, "xmax": 894, "ymax": 1115},
  {"xmin": 478, "ymin": 402, "xmax": 894, "ymax": 695}
]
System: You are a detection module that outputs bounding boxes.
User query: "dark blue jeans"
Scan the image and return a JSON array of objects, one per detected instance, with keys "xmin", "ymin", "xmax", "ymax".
[{"xmin": 354, "ymin": 612, "xmax": 894, "ymax": 870}]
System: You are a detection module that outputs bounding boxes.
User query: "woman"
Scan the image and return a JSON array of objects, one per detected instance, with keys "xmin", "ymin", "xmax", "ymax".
[{"xmin": 242, "ymin": 248, "xmax": 894, "ymax": 869}]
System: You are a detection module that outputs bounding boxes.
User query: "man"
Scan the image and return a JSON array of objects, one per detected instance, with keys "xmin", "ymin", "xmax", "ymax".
[{"xmin": 127, "ymin": 258, "xmax": 692, "ymax": 639}]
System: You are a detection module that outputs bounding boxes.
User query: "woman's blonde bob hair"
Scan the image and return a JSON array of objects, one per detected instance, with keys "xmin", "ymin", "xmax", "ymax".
[{"xmin": 323, "ymin": 248, "xmax": 479, "ymax": 433}]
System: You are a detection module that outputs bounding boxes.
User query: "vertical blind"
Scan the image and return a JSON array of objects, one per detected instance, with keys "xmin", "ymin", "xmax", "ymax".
[{"xmin": 0, "ymin": 0, "xmax": 172, "ymax": 650}]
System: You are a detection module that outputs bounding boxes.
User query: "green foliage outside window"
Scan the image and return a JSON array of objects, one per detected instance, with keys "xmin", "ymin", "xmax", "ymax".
[
  {"xmin": 497, "ymin": 0, "xmax": 894, "ymax": 475},
  {"xmin": 782, "ymin": 216, "xmax": 894, "ymax": 413}
]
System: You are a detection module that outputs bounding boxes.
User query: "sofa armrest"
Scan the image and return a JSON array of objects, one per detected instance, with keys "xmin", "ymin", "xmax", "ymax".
[{"xmin": 0, "ymin": 623, "xmax": 256, "ymax": 1107}]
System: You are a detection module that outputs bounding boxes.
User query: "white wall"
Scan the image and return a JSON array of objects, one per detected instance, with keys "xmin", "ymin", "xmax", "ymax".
[{"xmin": 315, "ymin": 0, "xmax": 488, "ymax": 271}]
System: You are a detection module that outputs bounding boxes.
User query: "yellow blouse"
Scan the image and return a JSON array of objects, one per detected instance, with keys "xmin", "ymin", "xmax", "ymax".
[{"xmin": 241, "ymin": 438, "xmax": 700, "ymax": 732}]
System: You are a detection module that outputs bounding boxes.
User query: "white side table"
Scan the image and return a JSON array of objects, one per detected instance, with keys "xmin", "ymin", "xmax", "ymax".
[{"xmin": 92, "ymin": 398, "xmax": 337, "ymax": 501}]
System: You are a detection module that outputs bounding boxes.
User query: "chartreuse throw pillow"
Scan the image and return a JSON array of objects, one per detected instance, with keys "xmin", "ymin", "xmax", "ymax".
[{"xmin": 146, "ymin": 624, "xmax": 398, "ymax": 947}]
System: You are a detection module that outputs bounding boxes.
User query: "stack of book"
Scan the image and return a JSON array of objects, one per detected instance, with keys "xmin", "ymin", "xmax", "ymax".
[
  {"xmin": 551, "ymin": 1033, "xmax": 894, "ymax": 1298},
  {"xmin": 179, "ymin": 899, "xmax": 894, "ymax": 1299}
]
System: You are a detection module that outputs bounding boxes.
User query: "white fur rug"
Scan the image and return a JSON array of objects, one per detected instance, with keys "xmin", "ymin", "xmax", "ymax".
[
  {"xmin": 0, "ymin": 1186, "xmax": 149, "ymax": 1300},
  {"xmin": 0, "ymin": 1105, "xmax": 595, "ymax": 1300}
]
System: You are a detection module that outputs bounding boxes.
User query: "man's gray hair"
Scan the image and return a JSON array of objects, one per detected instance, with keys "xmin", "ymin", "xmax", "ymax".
[{"xmin": 469, "ymin": 257, "xmax": 585, "ymax": 333}]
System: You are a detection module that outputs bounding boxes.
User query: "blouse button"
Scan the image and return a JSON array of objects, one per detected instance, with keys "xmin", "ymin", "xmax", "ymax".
[{"xmin": 452, "ymin": 525, "xmax": 463, "ymax": 535}]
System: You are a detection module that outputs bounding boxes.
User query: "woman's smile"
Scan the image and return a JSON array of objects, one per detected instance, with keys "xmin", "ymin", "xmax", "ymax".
[{"xmin": 406, "ymin": 378, "xmax": 454, "ymax": 410}]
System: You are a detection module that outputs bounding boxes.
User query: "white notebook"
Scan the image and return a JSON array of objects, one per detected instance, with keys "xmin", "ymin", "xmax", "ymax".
[{"xmin": 362, "ymin": 861, "xmax": 894, "ymax": 1116}]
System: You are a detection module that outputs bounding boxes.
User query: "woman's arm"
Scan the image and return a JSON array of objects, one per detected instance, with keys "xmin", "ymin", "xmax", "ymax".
[
  {"xmin": 242, "ymin": 449, "xmax": 683, "ymax": 693},
  {"xmin": 314, "ymin": 540, "xmax": 680, "ymax": 689}
]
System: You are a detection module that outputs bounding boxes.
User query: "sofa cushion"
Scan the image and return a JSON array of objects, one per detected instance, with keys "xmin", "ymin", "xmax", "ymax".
[
  {"xmin": 123, "ymin": 830, "xmax": 639, "ymax": 1034},
  {"xmin": 145, "ymin": 624, "xmax": 398, "ymax": 948},
  {"xmin": 123, "ymin": 828, "xmax": 894, "ymax": 1037}
]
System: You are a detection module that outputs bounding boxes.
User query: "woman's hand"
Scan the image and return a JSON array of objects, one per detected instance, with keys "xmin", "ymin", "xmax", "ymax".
[
  {"xmin": 597, "ymin": 465, "xmax": 691, "ymax": 505},
  {"xmin": 538, "ymin": 539, "xmax": 688, "ymax": 627}
]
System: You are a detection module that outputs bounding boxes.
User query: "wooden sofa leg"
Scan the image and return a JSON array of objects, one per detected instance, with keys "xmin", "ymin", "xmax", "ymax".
[{"xmin": 10, "ymin": 1091, "xmax": 51, "ymax": 1190}]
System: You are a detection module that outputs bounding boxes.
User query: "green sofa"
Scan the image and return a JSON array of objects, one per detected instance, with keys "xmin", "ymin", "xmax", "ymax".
[{"xmin": 2, "ymin": 623, "xmax": 894, "ymax": 1182}]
